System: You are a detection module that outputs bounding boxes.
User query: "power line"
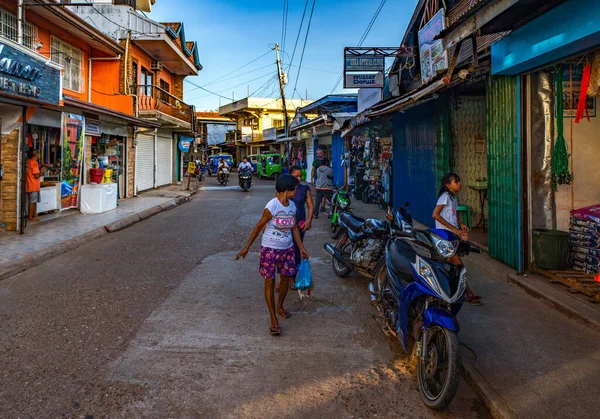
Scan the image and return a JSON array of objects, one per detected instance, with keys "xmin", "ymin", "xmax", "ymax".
[
  {"xmin": 187, "ymin": 71, "xmax": 277, "ymax": 101},
  {"xmin": 284, "ymin": 63, "xmax": 339, "ymax": 75},
  {"xmin": 186, "ymin": 62, "xmax": 274, "ymax": 92},
  {"xmin": 190, "ymin": 49, "xmax": 273, "ymax": 91},
  {"xmin": 330, "ymin": 0, "xmax": 388, "ymax": 93},
  {"xmin": 184, "ymin": 79, "xmax": 232, "ymax": 101},
  {"xmin": 281, "ymin": 0, "xmax": 289, "ymax": 55},
  {"xmin": 292, "ymin": 0, "xmax": 317, "ymax": 99},
  {"xmin": 285, "ymin": 0, "xmax": 310, "ymax": 74}
]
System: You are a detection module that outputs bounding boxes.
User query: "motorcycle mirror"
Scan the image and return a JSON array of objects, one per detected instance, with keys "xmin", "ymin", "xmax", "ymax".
[{"xmin": 404, "ymin": 201, "xmax": 410, "ymax": 208}]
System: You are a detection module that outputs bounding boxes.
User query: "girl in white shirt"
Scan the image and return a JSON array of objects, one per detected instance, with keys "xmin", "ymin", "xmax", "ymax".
[
  {"xmin": 432, "ymin": 173, "xmax": 482, "ymax": 305},
  {"xmin": 236, "ymin": 174, "xmax": 310, "ymax": 335}
]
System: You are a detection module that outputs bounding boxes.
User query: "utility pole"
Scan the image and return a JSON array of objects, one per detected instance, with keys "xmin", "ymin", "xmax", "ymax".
[
  {"xmin": 274, "ymin": 43, "xmax": 289, "ymax": 139},
  {"xmin": 17, "ymin": 0, "xmax": 24, "ymax": 45}
]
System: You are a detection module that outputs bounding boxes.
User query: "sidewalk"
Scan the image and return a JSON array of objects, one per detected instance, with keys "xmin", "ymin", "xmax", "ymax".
[
  {"xmin": 0, "ymin": 185, "xmax": 194, "ymax": 281},
  {"xmin": 349, "ymin": 200, "xmax": 600, "ymax": 419}
]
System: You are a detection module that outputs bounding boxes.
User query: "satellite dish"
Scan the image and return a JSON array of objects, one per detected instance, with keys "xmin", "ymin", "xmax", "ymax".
[{"xmin": 136, "ymin": 0, "xmax": 153, "ymax": 12}]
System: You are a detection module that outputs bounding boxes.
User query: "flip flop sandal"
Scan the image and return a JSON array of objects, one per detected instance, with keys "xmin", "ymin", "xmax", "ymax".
[
  {"xmin": 466, "ymin": 295, "xmax": 482, "ymax": 306},
  {"xmin": 270, "ymin": 325, "xmax": 281, "ymax": 335},
  {"xmin": 277, "ymin": 309, "xmax": 292, "ymax": 319}
]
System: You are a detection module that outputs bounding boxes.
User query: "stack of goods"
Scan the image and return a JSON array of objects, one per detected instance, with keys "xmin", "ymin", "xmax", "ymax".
[{"xmin": 569, "ymin": 204, "xmax": 600, "ymax": 274}]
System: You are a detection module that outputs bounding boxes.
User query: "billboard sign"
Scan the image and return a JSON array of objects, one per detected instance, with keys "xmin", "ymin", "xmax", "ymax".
[
  {"xmin": 418, "ymin": 8, "xmax": 449, "ymax": 85},
  {"xmin": 358, "ymin": 88, "xmax": 383, "ymax": 113},
  {"xmin": 345, "ymin": 72, "xmax": 384, "ymax": 88},
  {"xmin": 345, "ymin": 55, "xmax": 385, "ymax": 72},
  {"xmin": 263, "ymin": 127, "xmax": 277, "ymax": 142}
]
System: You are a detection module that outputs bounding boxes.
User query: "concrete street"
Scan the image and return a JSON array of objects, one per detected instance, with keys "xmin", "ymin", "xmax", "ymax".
[{"xmin": 0, "ymin": 176, "xmax": 487, "ymax": 418}]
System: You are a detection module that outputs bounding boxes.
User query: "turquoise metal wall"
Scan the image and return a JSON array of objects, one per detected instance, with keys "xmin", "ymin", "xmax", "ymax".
[
  {"xmin": 487, "ymin": 76, "xmax": 523, "ymax": 271},
  {"xmin": 331, "ymin": 132, "xmax": 345, "ymax": 186},
  {"xmin": 392, "ymin": 102, "xmax": 438, "ymax": 227}
]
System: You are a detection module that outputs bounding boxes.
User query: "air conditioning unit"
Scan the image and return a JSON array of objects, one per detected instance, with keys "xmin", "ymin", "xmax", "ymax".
[{"xmin": 150, "ymin": 61, "xmax": 163, "ymax": 71}]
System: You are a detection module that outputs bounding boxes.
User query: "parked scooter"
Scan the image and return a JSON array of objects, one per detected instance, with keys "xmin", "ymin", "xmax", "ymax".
[
  {"xmin": 239, "ymin": 168, "xmax": 253, "ymax": 192},
  {"xmin": 369, "ymin": 200, "xmax": 480, "ymax": 411},
  {"xmin": 195, "ymin": 162, "xmax": 207, "ymax": 183},
  {"xmin": 327, "ymin": 176, "xmax": 352, "ymax": 239},
  {"xmin": 323, "ymin": 198, "xmax": 394, "ymax": 279}
]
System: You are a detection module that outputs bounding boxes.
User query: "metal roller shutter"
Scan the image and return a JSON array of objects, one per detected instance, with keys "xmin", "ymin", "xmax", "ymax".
[
  {"xmin": 156, "ymin": 133, "xmax": 172, "ymax": 187},
  {"xmin": 135, "ymin": 134, "xmax": 154, "ymax": 192}
]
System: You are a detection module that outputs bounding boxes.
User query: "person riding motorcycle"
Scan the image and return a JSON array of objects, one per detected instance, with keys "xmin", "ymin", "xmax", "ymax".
[
  {"xmin": 217, "ymin": 158, "xmax": 230, "ymax": 182},
  {"xmin": 238, "ymin": 157, "xmax": 252, "ymax": 173}
]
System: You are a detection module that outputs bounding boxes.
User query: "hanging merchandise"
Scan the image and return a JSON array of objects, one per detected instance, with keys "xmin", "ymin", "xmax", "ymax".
[
  {"xmin": 551, "ymin": 69, "xmax": 573, "ymax": 190},
  {"xmin": 576, "ymin": 63, "xmax": 592, "ymax": 123},
  {"xmin": 587, "ymin": 51, "xmax": 600, "ymax": 97}
]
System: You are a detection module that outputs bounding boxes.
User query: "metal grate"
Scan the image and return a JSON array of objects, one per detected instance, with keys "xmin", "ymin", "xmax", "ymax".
[
  {"xmin": 51, "ymin": 36, "xmax": 84, "ymax": 93},
  {"xmin": 0, "ymin": 7, "xmax": 37, "ymax": 50}
]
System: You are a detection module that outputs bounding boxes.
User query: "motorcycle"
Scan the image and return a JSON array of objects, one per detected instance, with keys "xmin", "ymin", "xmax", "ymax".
[
  {"xmin": 218, "ymin": 167, "xmax": 230, "ymax": 186},
  {"xmin": 369, "ymin": 201, "xmax": 480, "ymax": 410},
  {"xmin": 323, "ymin": 201, "xmax": 394, "ymax": 280},
  {"xmin": 195, "ymin": 162, "xmax": 206, "ymax": 182},
  {"xmin": 239, "ymin": 168, "xmax": 253, "ymax": 192},
  {"xmin": 327, "ymin": 177, "xmax": 352, "ymax": 239}
]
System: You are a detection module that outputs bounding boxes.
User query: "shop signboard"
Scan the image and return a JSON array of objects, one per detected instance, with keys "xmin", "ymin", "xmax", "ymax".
[
  {"xmin": 61, "ymin": 113, "xmax": 85, "ymax": 210},
  {"xmin": 561, "ymin": 64, "xmax": 596, "ymax": 118},
  {"xmin": 358, "ymin": 87, "xmax": 383, "ymax": 113},
  {"xmin": 345, "ymin": 73, "xmax": 384, "ymax": 88},
  {"xmin": 418, "ymin": 9, "xmax": 448, "ymax": 85},
  {"xmin": 85, "ymin": 119, "xmax": 101, "ymax": 136},
  {"xmin": 187, "ymin": 161, "xmax": 196, "ymax": 174},
  {"xmin": 345, "ymin": 55, "xmax": 385, "ymax": 72},
  {"xmin": 263, "ymin": 127, "xmax": 277, "ymax": 142},
  {"xmin": 241, "ymin": 126, "xmax": 253, "ymax": 143},
  {"xmin": 0, "ymin": 41, "xmax": 61, "ymax": 105},
  {"xmin": 178, "ymin": 136, "xmax": 192, "ymax": 152}
]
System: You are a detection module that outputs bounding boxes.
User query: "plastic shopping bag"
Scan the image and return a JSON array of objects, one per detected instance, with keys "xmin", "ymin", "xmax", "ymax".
[{"xmin": 295, "ymin": 259, "xmax": 312, "ymax": 299}]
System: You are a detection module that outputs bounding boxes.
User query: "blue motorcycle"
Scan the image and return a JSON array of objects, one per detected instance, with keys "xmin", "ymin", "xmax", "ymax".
[{"xmin": 369, "ymin": 202, "xmax": 480, "ymax": 410}]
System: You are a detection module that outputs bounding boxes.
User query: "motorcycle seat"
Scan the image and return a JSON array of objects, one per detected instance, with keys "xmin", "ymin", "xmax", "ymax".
[
  {"xmin": 341, "ymin": 213, "xmax": 365, "ymax": 233},
  {"xmin": 388, "ymin": 240, "xmax": 414, "ymax": 284}
]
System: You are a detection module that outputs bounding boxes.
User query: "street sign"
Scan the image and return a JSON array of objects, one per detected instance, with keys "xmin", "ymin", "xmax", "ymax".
[
  {"xmin": 344, "ymin": 73, "xmax": 384, "ymax": 88},
  {"xmin": 187, "ymin": 161, "xmax": 196, "ymax": 174},
  {"xmin": 418, "ymin": 9, "xmax": 449, "ymax": 84},
  {"xmin": 179, "ymin": 137, "xmax": 192, "ymax": 152}
]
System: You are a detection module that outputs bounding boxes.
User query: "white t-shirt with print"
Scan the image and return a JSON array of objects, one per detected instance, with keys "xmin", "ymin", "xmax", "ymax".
[
  {"xmin": 262, "ymin": 198, "xmax": 297, "ymax": 249},
  {"xmin": 435, "ymin": 192, "xmax": 458, "ymax": 230}
]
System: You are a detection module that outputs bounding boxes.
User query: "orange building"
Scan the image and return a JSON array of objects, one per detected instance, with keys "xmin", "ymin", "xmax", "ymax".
[{"xmin": 0, "ymin": 1, "xmax": 160, "ymax": 233}]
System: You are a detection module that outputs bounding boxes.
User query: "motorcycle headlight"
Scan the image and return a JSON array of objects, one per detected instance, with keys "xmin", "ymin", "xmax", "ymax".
[
  {"xmin": 431, "ymin": 233, "xmax": 458, "ymax": 258},
  {"xmin": 415, "ymin": 256, "xmax": 442, "ymax": 298},
  {"xmin": 339, "ymin": 200, "xmax": 348, "ymax": 209},
  {"xmin": 401, "ymin": 220, "xmax": 413, "ymax": 234}
]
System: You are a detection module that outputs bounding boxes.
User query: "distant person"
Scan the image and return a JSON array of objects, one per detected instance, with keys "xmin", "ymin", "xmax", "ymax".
[
  {"xmin": 310, "ymin": 148, "xmax": 324, "ymax": 184},
  {"xmin": 238, "ymin": 157, "xmax": 252, "ymax": 172},
  {"xmin": 26, "ymin": 150, "xmax": 49, "ymax": 222},
  {"xmin": 313, "ymin": 158, "xmax": 333, "ymax": 219}
]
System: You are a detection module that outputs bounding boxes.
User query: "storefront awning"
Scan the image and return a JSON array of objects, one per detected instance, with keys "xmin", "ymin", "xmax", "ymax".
[
  {"xmin": 340, "ymin": 110, "xmax": 371, "ymax": 137},
  {"xmin": 289, "ymin": 114, "xmax": 328, "ymax": 133},
  {"xmin": 331, "ymin": 112, "xmax": 357, "ymax": 133},
  {"xmin": 62, "ymin": 96, "xmax": 161, "ymax": 129}
]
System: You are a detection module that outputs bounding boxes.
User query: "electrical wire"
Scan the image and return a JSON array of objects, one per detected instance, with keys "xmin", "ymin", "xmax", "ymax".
[
  {"xmin": 330, "ymin": 0, "xmax": 388, "ymax": 93},
  {"xmin": 184, "ymin": 79, "xmax": 232, "ymax": 101},
  {"xmin": 291, "ymin": 0, "xmax": 316, "ymax": 98},
  {"xmin": 285, "ymin": 0, "xmax": 310, "ymax": 74},
  {"xmin": 187, "ymin": 71, "xmax": 277, "ymax": 101},
  {"xmin": 190, "ymin": 49, "xmax": 273, "ymax": 90},
  {"xmin": 186, "ymin": 62, "xmax": 275, "ymax": 93},
  {"xmin": 281, "ymin": 0, "xmax": 289, "ymax": 55}
]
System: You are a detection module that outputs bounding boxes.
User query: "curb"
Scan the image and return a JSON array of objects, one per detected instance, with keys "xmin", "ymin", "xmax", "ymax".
[
  {"xmin": 0, "ymin": 194, "xmax": 194, "ymax": 281},
  {"xmin": 461, "ymin": 354, "xmax": 518, "ymax": 419}
]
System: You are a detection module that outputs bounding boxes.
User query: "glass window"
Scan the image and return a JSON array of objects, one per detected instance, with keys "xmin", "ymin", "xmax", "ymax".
[
  {"xmin": 141, "ymin": 67, "xmax": 153, "ymax": 96},
  {"xmin": 50, "ymin": 36, "xmax": 83, "ymax": 92},
  {"xmin": 0, "ymin": 7, "xmax": 37, "ymax": 50}
]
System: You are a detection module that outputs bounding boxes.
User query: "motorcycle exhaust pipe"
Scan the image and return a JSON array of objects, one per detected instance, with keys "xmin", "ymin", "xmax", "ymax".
[
  {"xmin": 368, "ymin": 282, "xmax": 377, "ymax": 302},
  {"xmin": 323, "ymin": 243, "xmax": 355, "ymax": 269}
]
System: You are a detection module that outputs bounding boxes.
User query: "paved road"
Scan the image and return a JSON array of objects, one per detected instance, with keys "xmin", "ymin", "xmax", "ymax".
[{"xmin": 0, "ymin": 176, "xmax": 489, "ymax": 418}]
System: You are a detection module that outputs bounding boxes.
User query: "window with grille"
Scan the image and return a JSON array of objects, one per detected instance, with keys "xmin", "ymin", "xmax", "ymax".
[
  {"xmin": 272, "ymin": 119, "xmax": 284, "ymax": 128},
  {"xmin": 0, "ymin": 7, "xmax": 37, "ymax": 50},
  {"xmin": 51, "ymin": 36, "xmax": 83, "ymax": 93}
]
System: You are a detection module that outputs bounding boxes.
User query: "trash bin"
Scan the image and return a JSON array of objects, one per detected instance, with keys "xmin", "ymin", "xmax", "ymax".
[{"xmin": 532, "ymin": 229, "xmax": 569, "ymax": 270}]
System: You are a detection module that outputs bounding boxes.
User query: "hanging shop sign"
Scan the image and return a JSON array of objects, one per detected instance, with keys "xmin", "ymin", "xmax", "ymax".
[
  {"xmin": 345, "ymin": 55, "xmax": 385, "ymax": 72},
  {"xmin": 263, "ymin": 127, "xmax": 277, "ymax": 142},
  {"xmin": 345, "ymin": 73, "xmax": 384, "ymax": 88},
  {"xmin": 85, "ymin": 119, "xmax": 101, "ymax": 136},
  {"xmin": 61, "ymin": 113, "xmax": 85, "ymax": 210},
  {"xmin": 0, "ymin": 41, "xmax": 61, "ymax": 105},
  {"xmin": 178, "ymin": 136, "xmax": 192, "ymax": 152},
  {"xmin": 358, "ymin": 88, "xmax": 383, "ymax": 113},
  {"xmin": 418, "ymin": 8, "xmax": 449, "ymax": 85}
]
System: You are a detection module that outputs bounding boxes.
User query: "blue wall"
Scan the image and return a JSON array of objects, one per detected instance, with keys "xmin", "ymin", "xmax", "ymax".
[
  {"xmin": 492, "ymin": 0, "xmax": 600, "ymax": 75},
  {"xmin": 392, "ymin": 104, "xmax": 438, "ymax": 227},
  {"xmin": 331, "ymin": 132, "xmax": 345, "ymax": 187}
]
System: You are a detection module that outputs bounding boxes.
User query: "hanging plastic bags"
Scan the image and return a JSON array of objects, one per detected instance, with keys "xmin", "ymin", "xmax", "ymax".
[{"xmin": 295, "ymin": 259, "xmax": 312, "ymax": 299}]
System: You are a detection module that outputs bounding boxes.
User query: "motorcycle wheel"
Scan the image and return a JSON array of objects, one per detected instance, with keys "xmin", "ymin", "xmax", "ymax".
[
  {"xmin": 331, "ymin": 224, "xmax": 344, "ymax": 240},
  {"xmin": 332, "ymin": 236, "xmax": 352, "ymax": 277},
  {"xmin": 417, "ymin": 326, "xmax": 461, "ymax": 411}
]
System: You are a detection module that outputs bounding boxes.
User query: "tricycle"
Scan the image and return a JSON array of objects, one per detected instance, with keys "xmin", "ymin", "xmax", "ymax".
[{"xmin": 256, "ymin": 153, "xmax": 282, "ymax": 180}]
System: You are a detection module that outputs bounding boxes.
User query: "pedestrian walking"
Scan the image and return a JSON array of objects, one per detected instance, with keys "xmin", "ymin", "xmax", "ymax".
[
  {"xmin": 236, "ymin": 174, "xmax": 310, "ymax": 335},
  {"xmin": 432, "ymin": 172, "xmax": 482, "ymax": 305},
  {"xmin": 313, "ymin": 158, "xmax": 333, "ymax": 219},
  {"xmin": 276, "ymin": 165, "xmax": 314, "ymax": 292}
]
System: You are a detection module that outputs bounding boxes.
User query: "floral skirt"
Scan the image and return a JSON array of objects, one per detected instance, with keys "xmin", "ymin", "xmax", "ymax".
[{"xmin": 259, "ymin": 246, "xmax": 297, "ymax": 279}]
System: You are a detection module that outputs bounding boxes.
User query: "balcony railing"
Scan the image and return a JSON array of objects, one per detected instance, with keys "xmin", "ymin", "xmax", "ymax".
[{"xmin": 137, "ymin": 85, "xmax": 193, "ymax": 125}]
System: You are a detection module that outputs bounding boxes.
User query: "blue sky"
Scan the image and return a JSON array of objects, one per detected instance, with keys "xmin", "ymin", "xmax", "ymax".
[{"xmin": 149, "ymin": 0, "xmax": 418, "ymax": 111}]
